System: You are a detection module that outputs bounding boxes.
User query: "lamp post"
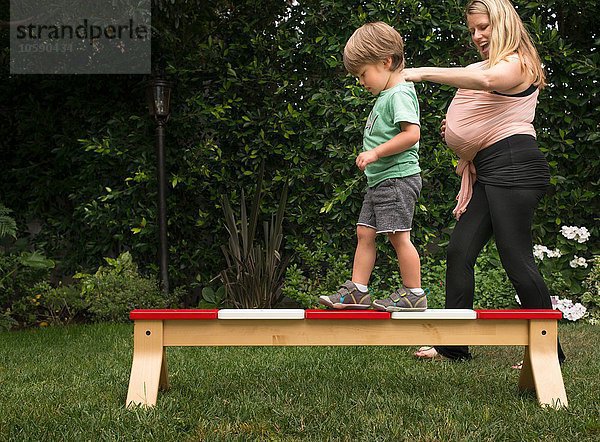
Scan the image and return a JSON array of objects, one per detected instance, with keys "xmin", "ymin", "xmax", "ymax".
[{"xmin": 146, "ymin": 71, "xmax": 173, "ymax": 294}]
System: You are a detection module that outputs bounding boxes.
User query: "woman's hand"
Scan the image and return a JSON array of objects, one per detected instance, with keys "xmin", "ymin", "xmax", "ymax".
[
  {"xmin": 440, "ymin": 119, "xmax": 446, "ymax": 139},
  {"xmin": 403, "ymin": 68, "xmax": 423, "ymax": 83}
]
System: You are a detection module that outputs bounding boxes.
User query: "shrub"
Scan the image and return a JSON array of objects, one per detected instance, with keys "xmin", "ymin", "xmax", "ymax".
[
  {"xmin": 198, "ymin": 285, "xmax": 226, "ymax": 309},
  {"xmin": 0, "ymin": 1, "xmax": 596, "ymax": 293},
  {"xmin": 534, "ymin": 225, "xmax": 595, "ymax": 295},
  {"xmin": 10, "ymin": 281, "xmax": 54, "ymax": 327},
  {"xmin": 75, "ymin": 251, "xmax": 175, "ymax": 322},
  {"xmin": 421, "ymin": 248, "xmax": 518, "ymax": 310},
  {"xmin": 282, "ymin": 241, "xmax": 352, "ymax": 309},
  {"xmin": 40, "ymin": 284, "xmax": 89, "ymax": 325},
  {"xmin": 0, "ymin": 247, "xmax": 55, "ymax": 329},
  {"xmin": 581, "ymin": 256, "xmax": 600, "ymax": 324}
]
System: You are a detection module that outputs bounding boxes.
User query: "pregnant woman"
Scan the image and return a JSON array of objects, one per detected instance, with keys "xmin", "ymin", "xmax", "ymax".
[{"xmin": 404, "ymin": 0, "xmax": 565, "ymax": 363}]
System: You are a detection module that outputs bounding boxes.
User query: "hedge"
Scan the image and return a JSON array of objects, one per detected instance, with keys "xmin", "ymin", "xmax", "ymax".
[{"xmin": 0, "ymin": 0, "xmax": 597, "ymax": 289}]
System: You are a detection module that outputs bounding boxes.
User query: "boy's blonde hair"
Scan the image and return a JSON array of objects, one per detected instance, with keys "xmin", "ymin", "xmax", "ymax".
[
  {"xmin": 344, "ymin": 22, "xmax": 405, "ymax": 76},
  {"xmin": 466, "ymin": 0, "xmax": 546, "ymax": 87}
]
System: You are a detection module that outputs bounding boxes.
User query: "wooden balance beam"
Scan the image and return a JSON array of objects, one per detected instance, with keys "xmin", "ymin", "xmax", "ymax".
[{"xmin": 126, "ymin": 308, "xmax": 567, "ymax": 409}]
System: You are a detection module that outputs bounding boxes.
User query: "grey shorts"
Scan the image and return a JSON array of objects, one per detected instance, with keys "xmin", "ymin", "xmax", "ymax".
[{"xmin": 357, "ymin": 174, "xmax": 422, "ymax": 234}]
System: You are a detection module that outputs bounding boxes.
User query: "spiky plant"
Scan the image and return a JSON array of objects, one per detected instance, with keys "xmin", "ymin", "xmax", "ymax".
[{"xmin": 219, "ymin": 167, "xmax": 289, "ymax": 309}]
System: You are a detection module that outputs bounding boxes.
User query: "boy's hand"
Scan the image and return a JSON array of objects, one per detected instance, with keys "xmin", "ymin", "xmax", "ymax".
[
  {"xmin": 356, "ymin": 150, "xmax": 379, "ymax": 171},
  {"xmin": 440, "ymin": 119, "xmax": 446, "ymax": 139}
]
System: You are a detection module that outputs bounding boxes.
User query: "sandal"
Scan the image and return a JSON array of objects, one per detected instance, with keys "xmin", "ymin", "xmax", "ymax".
[
  {"xmin": 414, "ymin": 346, "xmax": 446, "ymax": 360},
  {"xmin": 511, "ymin": 360, "xmax": 523, "ymax": 370}
]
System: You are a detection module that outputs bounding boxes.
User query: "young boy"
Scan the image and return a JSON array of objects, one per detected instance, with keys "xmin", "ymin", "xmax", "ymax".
[{"xmin": 319, "ymin": 22, "xmax": 426, "ymax": 312}]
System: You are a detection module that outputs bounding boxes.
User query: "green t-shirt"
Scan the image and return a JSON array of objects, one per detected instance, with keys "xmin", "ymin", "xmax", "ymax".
[{"xmin": 363, "ymin": 82, "xmax": 421, "ymax": 187}]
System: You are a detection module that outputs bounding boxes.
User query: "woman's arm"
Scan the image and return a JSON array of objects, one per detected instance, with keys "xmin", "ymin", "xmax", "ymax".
[{"xmin": 404, "ymin": 58, "xmax": 531, "ymax": 93}]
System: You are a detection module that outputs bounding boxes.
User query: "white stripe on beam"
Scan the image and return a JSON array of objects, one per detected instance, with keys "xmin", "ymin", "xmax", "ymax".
[
  {"xmin": 391, "ymin": 309, "xmax": 477, "ymax": 320},
  {"xmin": 217, "ymin": 309, "xmax": 306, "ymax": 320}
]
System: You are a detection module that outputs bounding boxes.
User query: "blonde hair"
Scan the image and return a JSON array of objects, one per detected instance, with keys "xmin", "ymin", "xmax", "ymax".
[
  {"xmin": 343, "ymin": 22, "xmax": 405, "ymax": 76},
  {"xmin": 466, "ymin": 0, "xmax": 546, "ymax": 88}
]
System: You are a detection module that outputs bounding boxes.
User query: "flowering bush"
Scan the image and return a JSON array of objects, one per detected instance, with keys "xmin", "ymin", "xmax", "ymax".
[
  {"xmin": 581, "ymin": 257, "xmax": 600, "ymax": 324},
  {"xmin": 532, "ymin": 225, "xmax": 597, "ymax": 322},
  {"xmin": 550, "ymin": 296, "xmax": 587, "ymax": 321}
]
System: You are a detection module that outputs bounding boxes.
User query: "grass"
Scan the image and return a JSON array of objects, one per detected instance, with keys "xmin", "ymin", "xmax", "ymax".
[{"xmin": 0, "ymin": 323, "xmax": 599, "ymax": 441}]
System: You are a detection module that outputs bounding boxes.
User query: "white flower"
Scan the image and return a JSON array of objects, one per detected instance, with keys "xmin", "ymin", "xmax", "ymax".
[
  {"xmin": 515, "ymin": 294, "xmax": 521, "ymax": 305},
  {"xmin": 533, "ymin": 244, "xmax": 562, "ymax": 259},
  {"xmin": 576, "ymin": 227, "xmax": 590, "ymax": 243},
  {"xmin": 533, "ymin": 244, "xmax": 547, "ymax": 260},
  {"xmin": 552, "ymin": 296, "xmax": 587, "ymax": 321},
  {"xmin": 561, "ymin": 225, "xmax": 591, "ymax": 243},
  {"xmin": 569, "ymin": 255, "xmax": 588, "ymax": 268},
  {"xmin": 561, "ymin": 226, "xmax": 577, "ymax": 240},
  {"xmin": 559, "ymin": 298, "xmax": 573, "ymax": 309},
  {"xmin": 547, "ymin": 248, "xmax": 562, "ymax": 258}
]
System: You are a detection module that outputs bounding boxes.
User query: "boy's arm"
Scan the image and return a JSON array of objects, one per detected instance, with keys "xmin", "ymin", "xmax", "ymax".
[{"xmin": 356, "ymin": 122, "xmax": 420, "ymax": 171}]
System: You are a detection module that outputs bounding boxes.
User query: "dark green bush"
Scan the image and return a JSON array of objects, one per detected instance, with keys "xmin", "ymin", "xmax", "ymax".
[
  {"xmin": 282, "ymin": 241, "xmax": 352, "ymax": 308},
  {"xmin": 76, "ymin": 252, "xmax": 176, "ymax": 322},
  {"xmin": 0, "ymin": 203, "xmax": 17, "ymax": 239},
  {"xmin": 39, "ymin": 284, "xmax": 88, "ymax": 325},
  {"xmin": 0, "ymin": 252, "xmax": 55, "ymax": 328},
  {"xmin": 0, "ymin": 1, "xmax": 596, "ymax": 303},
  {"xmin": 581, "ymin": 257, "xmax": 600, "ymax": 324}
]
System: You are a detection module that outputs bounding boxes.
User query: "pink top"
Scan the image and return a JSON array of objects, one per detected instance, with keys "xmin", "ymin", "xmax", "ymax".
[{"xmin": 444, "ymin": 60, "xmax": 538, "ymax": 219}]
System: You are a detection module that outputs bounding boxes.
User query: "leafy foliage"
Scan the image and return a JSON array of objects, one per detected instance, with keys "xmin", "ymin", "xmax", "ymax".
[
  {"xmin": 75, "ymin": 251, "xmax": 175, "ymax": 322},
  {"xmin": 0, "ymin": 0, "xmax": 596, "ymax": 305},
  {"xmin": 282, "ymin": 242, "xmax": 352, "ymax": 308},
  {"xmin": 0, "ymin": 203, "xmax": 17, "ymax": 240},
  {"xmin": 198, "ymin": 285, "xmax": 226, "ymax": 308},
  {"xmin": 0, "ymin": 249, "xmax": 55, "ymax": 328},
  {"xmin": 581, "ymin": 257, "xmax": 600, "ymax": 324}
]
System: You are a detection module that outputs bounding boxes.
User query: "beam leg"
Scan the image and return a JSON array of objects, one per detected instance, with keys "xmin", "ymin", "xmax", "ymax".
[
  {"xmin": 159, "ymin": 349, "xmax": 169, "ymax": 390},
  {"xmin": 527, "ymin": 319, "xmax": 568, "ymax": 409},
  {"xmin": 518, "ymin": 347, "xmax": 534, "ymax": 392},
  {"xmin": 126, "ymin": 320, "xmax": 165, "ymax": 408}
]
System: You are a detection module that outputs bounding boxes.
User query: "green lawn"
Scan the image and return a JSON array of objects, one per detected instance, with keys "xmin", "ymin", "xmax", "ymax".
[{"xmin": 0, "ymin": 322, "xmax": 598, "ymax": 441}]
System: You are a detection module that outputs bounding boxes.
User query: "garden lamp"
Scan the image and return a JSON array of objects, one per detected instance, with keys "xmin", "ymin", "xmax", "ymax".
[{"xmin": 146, "ymin": 69, "xmax": 173, "ymax": 294}]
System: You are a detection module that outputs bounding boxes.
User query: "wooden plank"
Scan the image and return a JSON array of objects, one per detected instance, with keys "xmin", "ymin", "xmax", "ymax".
[
  {"xmin": 125, "ymin": 315, "xmax": 567, "ymax": 409},
  {"xmin": 518, "ymin": 347, "xmax": 535, "ymax": 392},
  {"xmin": 161, "ymin": 319, "xmax": 530, "ymax": 346}
]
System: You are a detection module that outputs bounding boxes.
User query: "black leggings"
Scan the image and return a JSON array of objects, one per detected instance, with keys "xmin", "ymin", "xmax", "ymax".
[{"xmin": 435, "ymin": 182, "xmax": 565, "ymax": 362}]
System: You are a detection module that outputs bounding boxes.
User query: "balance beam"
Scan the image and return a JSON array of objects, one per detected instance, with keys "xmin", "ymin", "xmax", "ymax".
[{"xmin": 125, "ymin": 308, "xmax": 567, "ymax": 409}]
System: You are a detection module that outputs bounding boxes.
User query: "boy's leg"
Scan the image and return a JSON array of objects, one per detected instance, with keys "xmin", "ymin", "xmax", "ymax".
[
  {"xmin": 352, "ymin": 225, "xmax": 377, "ymax": 285},
  {"xmin": 318, "ymin": 196, "xmax": 375, "ymax": 309},
  {"xmin": 367, "ymin": 175, "xmax": 424, "ymax": 312},
  {"xmin": 388, "ymin": 230, "xmax": 420, "ymax": 288},
  {"xmin": 372, "ymin": 231, "xmax": 426, "ymax": 312}
]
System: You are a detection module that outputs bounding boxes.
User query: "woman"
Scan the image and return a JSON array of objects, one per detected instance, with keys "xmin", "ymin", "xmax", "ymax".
[{"xmin": 404, "ymin": 0, "xmax": 565, "ymax": 363}]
